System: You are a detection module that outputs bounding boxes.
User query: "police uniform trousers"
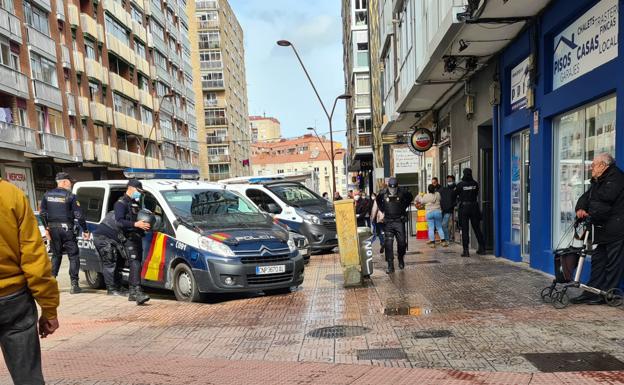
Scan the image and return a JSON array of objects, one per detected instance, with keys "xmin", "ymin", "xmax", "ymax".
[
  {"xmin": 123, "ymin": 233, "xmax": 144, "ymax": 287},
  {"xmin": 587, "ymin": 238, "xmax": 624, "ymax": 292},
  {"xmin": 384, "ymin": 218, "xmax": 406, "ymax": 263},
  {"xmin": 49, "ymin": 225, "xmax": 80, "ymax": 283},
  {"xmin": 94, "ymin": 234, "xmax": 124, "ymax": 289},
  {"xmin": 458, "ymin": 202, "xmax": 485, "ymax": 250}
]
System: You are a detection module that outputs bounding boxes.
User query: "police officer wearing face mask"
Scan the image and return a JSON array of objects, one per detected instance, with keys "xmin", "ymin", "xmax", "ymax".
[
  {"xmin": 454, "ymin": 168, "xmax": 486, "ymax": 257},
  {"xmin": 375, "ymin": 177, "xmax": 414, "ymax": 273},
  {"xmin": 93, "ymin": 179, "xmax": 151, "ymax": 304},
  {"xmin": 40, "ymin": 172, "xmax": 90, "ymax": 294}
]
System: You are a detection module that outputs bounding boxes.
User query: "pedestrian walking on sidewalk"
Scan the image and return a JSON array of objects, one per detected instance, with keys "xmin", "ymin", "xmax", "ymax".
[
  {"xmin": 415, "ymin": 184, "xmax": 447, "ymax": 248},
  {"xmin": 455, "ymin": 168, "xmax": 486, "ymax": 257},
  {"xmin": 440, "ymin": 175, "xmax": 457, "ymax": 242},
  {"xmin": 370, "ymin": 193, "xmax": 385, "ymax": 252},
  {"xmin": 376, "ymin": 177, "xmax": 413, "ymax": 273},
  {"xmin": 571, "ymin": 153, "xmax": 624, "ymax": 305},
  {"xmin": 0, "ymin": 178, "xmax": 60, "ymax": 385}
]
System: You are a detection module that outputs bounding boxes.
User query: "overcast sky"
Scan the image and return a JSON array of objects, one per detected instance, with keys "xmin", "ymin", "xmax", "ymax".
[{"xmin": 229, "ymin": 0, "xmax": 347, "ymax": 144}]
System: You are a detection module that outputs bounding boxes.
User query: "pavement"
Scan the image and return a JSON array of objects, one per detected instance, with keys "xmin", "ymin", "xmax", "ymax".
[{"xmin": 2, "ymin": 237, "xmax": 624, "ymax": 384}]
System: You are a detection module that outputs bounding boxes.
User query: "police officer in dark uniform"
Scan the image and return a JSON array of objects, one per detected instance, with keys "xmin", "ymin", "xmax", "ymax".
[
  {"xmin": 94, "ymin": 179, "xmax": 151, "ymax": 304},
  {"xmin": 376, "ymin": 177, "xmax": 413, "ymax": 273},
  {"xmin": 454, "ymin": 168, "xmax": 486, "ymax": 257},
  {"xmin": 40, "ymin": 172, "xmax": 90, "ymax": 294}
]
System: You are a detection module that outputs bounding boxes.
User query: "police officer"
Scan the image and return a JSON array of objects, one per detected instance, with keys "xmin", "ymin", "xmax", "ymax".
[
  {"xmin": 95, "ymin": 179, "xmax": 151, "ymax": 304},
  {"xmin": 40, "ymin": 172, "xmax": 89, "ymax": 294},
  {"xmin": 454, "ymin": 168, "xmax": 486, "ymax": 257},
  {"xmin": 376, "ymin": 177, "xmax": 413, "ymax": 273}
]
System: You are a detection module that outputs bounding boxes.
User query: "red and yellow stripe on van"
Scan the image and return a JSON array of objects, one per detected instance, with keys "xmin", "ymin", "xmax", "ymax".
[
  {"xmin": 141, "ymin": 233, "xmax": 168, "ymax": 281},
  {"xmin": 208, "ymin": 232, "xmax": 230, "ymax": 242}
]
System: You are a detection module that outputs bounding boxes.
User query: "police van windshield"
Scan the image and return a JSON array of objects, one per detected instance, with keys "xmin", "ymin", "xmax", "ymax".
[
  {"xmin": 267, "ymin": 184, "xmax": 322, "ymax": 207},
  {"xmin": 161, "ymin": 189, "xmax": 270, "ymax": 229}
]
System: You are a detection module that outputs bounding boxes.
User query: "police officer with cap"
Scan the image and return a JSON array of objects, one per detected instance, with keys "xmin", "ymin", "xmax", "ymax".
[
  {"xmin": 40, "ymin": 172, "xmax": 89, "ymax": 294},
  {"xmin": 454, "ymin": 168, "xmax": 486, "ymax": 257},
  {"xmin": 376, "ymin": 177, "xmax": 413, "ymax": 273}
]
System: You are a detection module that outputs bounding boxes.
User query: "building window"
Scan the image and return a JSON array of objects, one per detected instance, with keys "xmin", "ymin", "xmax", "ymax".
[
  {"xmin": 205, "ymin": 108, "xmax": 226, "ymax": 126},
  {"xmin": 553, "ymin": 95, "xmax": 616, "ymax": 247},
  {"xmin": 354, "ymin": 0, "xmax": 367, "ymax": 26},
  {"xmin": 202, "ymin": 71, "xmax": 224, "ymax": 88},
  {"xmin": 354, "ymin": 73, "xmax": 370, "ymax": 108},
  {"xmin": 88, "ymin": 81, "xmax": 99, "ymax": 102},
  {"xmin": 155, "ymin": 81, "xmax": 169, "ymax": 97},
  {"xmin": 150, "ymin": 19, "xmax": 164, "ymax": 40},
  {"xmin": 204, "ymin": 92, "xmax": 217, "ymax": 107},
  {"xmin": 199, "ymin": 50, "xmax": 222, "ymax": 69},
  {"xmin": 130, "ymin": 5, "xmax": 143, "ymax": 25},
  {"xmin": 138, "ymin": 74, "xmax": 149, "ymax": 91},
  {"xmin": 353, "ymin": 30, "xmax": 368, "ymax": 67},
  {"xmin": 356, "ymin": 115, "xmax": 371, "ymax": 134},
  {"xmin": 207, "ymin": 146, "xmax": 228, "ymax": 155},
  {"xmin": 154, "ymin": 49, "xmax": 167, "ymax": 68},
  {"xmin": 105, "ymin": 14, "xmax": 130, "ymax": 46},
  {"xmin": 141, "ymin": 107, "xmax": 153, "ymax": 126},
  {"xmin": 0, "ymin": 0, "xmax": 14, "ymax": 14},
  {"xmin": 0, "ymin": 38, "xmax": 17, "ymax": 70},
  {"xmin": 134, "ymin": 40, "xmax": 146, "ymax": 59},
  {"xmin": 198, "ymin": 31, "xmax": 220, "ymax": 49},
  {"xmin": 113, "ymin": 93, "xmax": 137, "ymax": 118},
  {"xmin": 23, "ymin": 1, "xmax": 49, "ymax": 34},
  {"xmin": 84, "ymin": 39, "xmax": 96, "ymax": 60},
  {"xmin": 30, "ymin": 52, "xmax": 57, "ymax": 86}
]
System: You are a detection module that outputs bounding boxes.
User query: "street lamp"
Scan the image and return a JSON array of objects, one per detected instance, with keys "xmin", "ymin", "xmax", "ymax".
[
  {"xmin": 143, "ymin": 92, "xmax": 175, "ymax": 168},
  {"xmin": 278, "ymin": 39, "xmax": 351, "ymax": 196}
]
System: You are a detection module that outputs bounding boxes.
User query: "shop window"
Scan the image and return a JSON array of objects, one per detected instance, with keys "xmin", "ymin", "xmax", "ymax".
[{"xmin": 553, "ymin": 95, "xmax": 616, "ymax": 247}]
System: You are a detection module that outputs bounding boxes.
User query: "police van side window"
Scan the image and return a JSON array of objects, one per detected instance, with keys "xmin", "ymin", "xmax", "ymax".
[
  {"xmin": 246, "ymin": 189, "xmax": 282, "ymax": 214},
  {"xmin": 76, "ymin": 187, "xmax": 105, "ymax": 222},
  {"xmin": 142, "ymin": 192, "xmax": 174, "ymax": 236}
]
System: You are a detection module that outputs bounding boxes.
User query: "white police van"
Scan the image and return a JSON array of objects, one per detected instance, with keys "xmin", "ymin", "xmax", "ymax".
[
  {"xmin": 221, "ymin": 176, "xmax": 337, "ymax": 253},
  {"xmin": 74, "ymin": 169, "xmax": 305, "ymax": 302}
]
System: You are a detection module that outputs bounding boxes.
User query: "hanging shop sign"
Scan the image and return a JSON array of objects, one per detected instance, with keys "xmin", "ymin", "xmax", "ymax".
[
  {"xmin": 408, "ymin": 128, "xmax": 434, "ymax": 153},
  {"xmin": 511, "ymin": 56, "xmax": 531, "ymax": 111},
  {"xmin": 552, "ymin": 0, "xmax": 618, "ymax": 90},
  {"xmin": 393, "ymin": 147, "xmax": 421, "ymax": 174}
]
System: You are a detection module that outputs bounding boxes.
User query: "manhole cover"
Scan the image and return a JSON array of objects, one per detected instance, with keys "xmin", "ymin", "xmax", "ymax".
[
  {"xmin": 523, "ymin": 352, "xmax": 624, "ymax": 372},
  {"xmin": 306, "ymin": 325, "xmax": 370, "ymax": 339},
  {"xmin": 357, "ymin": 348, "xmax": 407, "ymax": 360},
  {"xmin": 413, "ymin": 329, "xmax": 453, "ymax": 339},
  {"xmin": 405, "ymin": 260, "xmax": 441, "ymax": 265}
]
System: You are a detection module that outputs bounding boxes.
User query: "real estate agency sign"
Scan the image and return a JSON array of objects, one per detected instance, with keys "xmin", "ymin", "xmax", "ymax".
[{"xmin": 553, "ymin": 0, "xmax": 618, "ymax": 90}]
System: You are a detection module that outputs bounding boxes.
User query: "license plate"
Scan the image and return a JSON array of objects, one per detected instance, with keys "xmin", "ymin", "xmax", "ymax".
[
  {"xmin": 301, "ymin": 248, "xmax": 309, "ymax": 255},
  {"xmin": 256, "ymin": 265, "xmax": 286, "ymax": 275}
]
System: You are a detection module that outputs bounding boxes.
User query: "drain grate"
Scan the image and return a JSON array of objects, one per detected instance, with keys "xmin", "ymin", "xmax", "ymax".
[
  {"xmin": 405, "ymin": 260, "xmax": 441, "ymax": 265},
  {"xmin": 357, "ymin": 348, "xmax": 407, "ymax": 360},
  {"xmin": 413, "ymin": 329, "xmax": 453, "ymax": 339},
  {"xmin": 307, "ymin": 325, "xmax": 371, "ymax": 339},
  {"xmin": 523, "ymin": 352, "xmax": 624, "ymax": 372}
]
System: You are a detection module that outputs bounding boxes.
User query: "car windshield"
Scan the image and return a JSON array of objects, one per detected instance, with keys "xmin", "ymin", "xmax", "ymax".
[
  {"xmin": 161, "ymin": 189, "xmax": 271, "ymax": 230},
  {"xmin": 267, "ymin": 184, "xmax": 322, "ymax": 207}
]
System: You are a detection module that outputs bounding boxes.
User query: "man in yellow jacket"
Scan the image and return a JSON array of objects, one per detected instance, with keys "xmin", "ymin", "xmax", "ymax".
[{"xmin": 0, "ymin": 178, "xmax": 60, "ymax": 384}]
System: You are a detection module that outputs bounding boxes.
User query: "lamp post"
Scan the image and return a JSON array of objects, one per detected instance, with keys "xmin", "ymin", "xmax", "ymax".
[
  {"xmin": 143, "ymin": 92, "xmax": 175, "ymax": 168},
  {"xmin": 277, "ymin": 39, "xmax": 351, "ymax": 196}
]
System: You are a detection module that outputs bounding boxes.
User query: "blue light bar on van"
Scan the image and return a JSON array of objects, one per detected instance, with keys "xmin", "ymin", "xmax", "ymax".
[{"xmin": 123, "ymin": 168, "xmax": 200, "ymax": 180}]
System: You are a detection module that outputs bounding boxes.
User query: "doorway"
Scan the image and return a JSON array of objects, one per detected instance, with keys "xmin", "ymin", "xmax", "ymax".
[
  {"xmin": 511, "ymin": 130, "xmax": 531, "ymax": 262},
  {"xmin": 478, "ymin": 125, "xmax": 494, "ymax": 251}
]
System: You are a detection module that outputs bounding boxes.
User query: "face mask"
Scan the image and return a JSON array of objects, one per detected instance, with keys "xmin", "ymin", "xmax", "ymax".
[
  {"xmin": 131, "ymin": 191, "xmax": 142, "ymax": 201},
  {"xmin": 447, "ymin": 181, "xmax": 455, "ymax": 186},
  {"xmin": 354, "ymin": 195, "xmax": 360, "ymax": 201}
]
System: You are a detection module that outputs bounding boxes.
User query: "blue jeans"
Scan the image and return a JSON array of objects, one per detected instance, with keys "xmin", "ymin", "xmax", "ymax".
[
  {"xmin": 426, "ymin": 210, "xmax": 445, "ymax": 242},
  {"xmin": 442, "ymin": 213, "xmax": 452, "ymax": 242}
]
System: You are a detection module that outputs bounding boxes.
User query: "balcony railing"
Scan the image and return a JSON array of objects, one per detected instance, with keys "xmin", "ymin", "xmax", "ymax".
[
  {"xmin": 33, "ymin": 80, "xmax": 63, "ymax": 110},
  {"xmin": 73, "ymin": 51, "xmax": 84, "ymax": 73},
  {"xmin": 200, "ymin": 60, "xmax": 222, "ymax": 70},
  {"xmin": 132, "ymin": 20, "xmax": 147, "ymax": 43},
  {"xmin": 68, "ymin": 3, "xmax": 79, "ymax": 26},
  {"xmin": 154, "ymin": 64, "xmax": 170, "ymax": 84},
  {"xmin": 208, "ymin": 154, "xmax": 230, "ymax": 163},
  {"xmin": 85, "ymin": 58, "xmax": 104, "ymax": 80},
  {"xmin": 78, "ymin": 96, "xmax": 89, "ymax": 116},
  {"xmin": 90, "ymin": 102, "xmax": 107, "ymax": 123},
  {"xmin": 83, "ymin": 140, "xmax": 95, "ymax": 161},
  {"xmin": 208, "ymin": 172, "xmax": 229, "ymax": 182},
  {"xmin": 197, "ymin": 19, "xmax": 219, "ymax": 30},
  {"xmin": 205, "ymin": 117, "xmax": 227, "ymax": 126},
  {"xmin": 164, "ymin": 156, "xmax": 178, "ymax": 169},
  {"xmin": 107, "ymin": 34, "xmax": 136, "ymax": 66},
  {"xmin": 56, "ymin": 0, "xmax": 65, "ymax": 21},
  {"xmin": 0, "ymin": 65, "xmax": 29, "ymax": 98},
  {"xmin": 80, "ymin": 13, "xmax": 98, "ymax": 41},
  {"xmin": 41, "ymin": 132, "xmax": 70, "ymax": 157},
  {"xmin": 198, "ymin": 40, "xmax": 220, "ymax": 50},
  {"xmin": 196, "ymin": 0, "xmax": 218, "ymax": 10},
  {"xmin": 189, "ymin": 140, "xmax": 199, "ymax": 152},
  {"xmin": 146, "ymin": 156, "xmax": 159, "ymax": 169},
  {"xmin": 0, "ymin": 122, "xmax": 38, "ymax": 153},
  {"xmin": 94, "ymin": 142, "xmax": 112, "ymax": 163},
  {"xmin": 152, "ymin": 33, "xmax": 167, "ymax": 54},
  {"xmin": 109, "ymin": 72, "xmax": 139, "ymax": 100},
  {"xmin": 139, "ymin": 89, "xmax": 153, "ymax": 109},
  {"xmin": 0, "ymin": 7, "xmax": 22, "ymax": 42},
  {"xmin": 70, "ymin": 138, "xmax": 82, "ymax": 161},
  {"xmin": 66, "ymin": 92, "xmax": 76, "ymax": 116},
  {"xmin": 26, "ymin": 26, "xmax": 56, "ymax": 60},
  {"xmin": 202, "ymin": 79, "xmax": 224, "ymax": 90},
  {"xmin": 61, "ymin": 45, "xmax": 70, "ymax": 68},
  {"xmin": 355, "ymin": 94, "xmax": 371, "ymax": 109},
  {"xmin": 161, "ymin": 126, "xmax": 177, "ymax": 142},
  {"xmin": 32, "ymin": 0, "xmax": 51, "ymax": 13},
  {"xmin": 206, "ymin": 136, "xmax": 227, "ymax": 145}
]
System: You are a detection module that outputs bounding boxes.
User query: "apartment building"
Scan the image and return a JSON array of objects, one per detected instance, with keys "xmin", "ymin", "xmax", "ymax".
[
  {"xmin": 190, "ymin": 0, "xmax": 250, "ymax": 181},
  {"xmin": 341, "ymin": 0, "xmax": 375, "ymax": 194},
  {"xmin": 249, "ymin": 115, "xmax": 281, "ymax": 143},
  {"xmin": 251, "ymin": 134, "xmax": 346, "ymax": 196},
  {"xmin": 0, "ymin": 0, "xmax": 199, "ymax": 208}
]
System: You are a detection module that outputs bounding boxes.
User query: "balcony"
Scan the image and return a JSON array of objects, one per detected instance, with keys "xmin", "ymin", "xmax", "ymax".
[
  {"xmin": 136, "ymin": 57, "xmax": 150, "ymax": 76},
  {"xmin": 205, "ymin": 117, "xmax": 227, "ymax": 126},
  {"xmin": 132, "ymin": 0, "xmax": 145, "ymax": 12},
  {"xmin": 26, "ymin": 26, "xmax": 56, "ymax": 61},
  {"xmin": 110, "ymin": 147, "xmax": 118, "ymax": 165},
  {"xmin": 178, "ymin": 5, "xmax": 188, "ymax": 25},
  {"xmin": 164, "ymin": 156, "xmax": 178, "ymax": 169},
  {"xmin": 149, "ymin": 0, "xmax": 164, "ymax": 22},
  {"xmin": 115, "ymin": 111, "xmax": 142, "ymax": 136},
  {"xmin": 196, "ymin": 0, "xmax": 217, "ymax": 10},
  {"xmin": 160, "ymin": 98, "xmax": 173, "ymax": 115},
  {"xmin": 80, "ymin": 13, "xmax": 98, "ymax": 41},
  {"xmin": 0, "ymin": 123, "xmax": 38, "ymax": 153},
  {"xmin": 0, "ymin": 7, "xmax": 22, "ymax": 42},
  {"xmin": 66, "ymin": 92, "xmax": 76, "ymax": 116},
  {"xmin": 200, "ymin": 60, "xmax": 222, "ymax": 70},
  {"xmin": 106, "ymin": 107, "xmax": 113, "ymax": 125},
  {"xmin": 106, "ymin": 35, "xmax": 136, "ymax": 66},
  {"xmin": 161, "ymin": 126, "xmax": 176, "ymax": 142},
  {"xmin": 153, "ymin": 64, "xmax": 170, "ymax": 84},
  {"xmin": 56, "ymin": 0, "xmax": 65, "ymax": 21},
  {"xmin": 189, "ymin": 140, "xmax": 199, "ymax": 152},
  {"xmin": 152, "ymin": 33, "xmax": 167, "ymax": 55},
  {"xmin": 110, "ymin": 72, "xmax": 139, "ymax": 100},
  {"xmin": 139, "ymin": 89, "xmax": 153, "ymax": 109},
  {"xmin": 117, "ymin": 149, "xmax": 144, "ymax": 168},
  {"xmin": 0, "ymin": 66, "xmax": 29, "ymax": 98},
  {"xmin": 78, "ymin": 96, "xmax": 89, "ymax": 116},
  {"xmin": 103, "ymin": 0, "xmax": 131, "ymax": 26},
  {"xmin": 132, "ymin": 20, "xmax": 147, "ymax": 43},
  {"xmin": 83, "ymin": 140, "xmax": 95, "ymax": 161},
  {"xmin": 208, "ymin": 154, "xmax": 230, "ymax": 163},
  {"xmin": 356, "ymin": 134, "xmax": 372, "ymax": 153},
  {"xmin": 90, "ymin": 101, "xmax": 107, "ymax": 123},
  {"xmin": 85, "ymin": 58, "xmax": 105, "ymax": 81},
  {"xmin": 167, "ymin": 26, "xmax": 179, "ymax": 42},
  {"xmin": 198, "ymin": 40, "xmax": 220, "ymax": 50},
  {"xmin": 73, "ymin": 51, "xmax": 84, "ymax": 73},
  {"xmin": 354, "ymin": 94, "xmax": 370, "ymax": 109},
  {"xmin": 202, "ymin": 79, "xmax": 224, "ymax": 90},
  {"xmin": 70, "ymin": 138, "xmax": 82, "ymax": 161},
  {"xmin": 206, "ymin": 135, "xmax": 227, "ymax": 145},
  {"xmin": 41, "ymin": 132, "xmax": 70, "ymax": 158},
  {"xmin": 33, "ymin": 80, "xmax": 62, "ymax": 110},
  {"xmin": 32, "ymin": 0, "xmax": 51, "ymax": 13},
  {"xmin": 68, "ymin": 4, "xmax": 79, "ymax": 26},
  {"xmin": 95, "ymin": 142, "xmax": 112, "ymax": 163},
  {"xmin": 61, "ymin": 45, "xmax": 70, "ymax": 68},
  {"xmin": 197, "ymin": 19, "xmax": 219, "ymax": 30},
  {"xmin": 146, "ymin": 156, "xmax": 159, "ymax": 168}
]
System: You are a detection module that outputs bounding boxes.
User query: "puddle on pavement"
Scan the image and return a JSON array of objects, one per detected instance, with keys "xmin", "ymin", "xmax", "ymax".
[{"xmin": 523, "ymin": 352, "xmax": 624, "ymax": 372}]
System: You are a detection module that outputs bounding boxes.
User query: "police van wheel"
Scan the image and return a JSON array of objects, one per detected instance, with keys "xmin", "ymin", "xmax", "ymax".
[
  {"xmin": 85, "ymin": 270, "xmax": 105, "ymax": 289},
  {"xmin": 172, "ymin": 263, "xmax": 201, "ymax": 302}
]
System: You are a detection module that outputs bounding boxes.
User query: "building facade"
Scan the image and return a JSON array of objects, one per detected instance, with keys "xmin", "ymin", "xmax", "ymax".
[
  {"xmin": 249, "ymin": 115, "xmax": 281, "ymax": 143},
  {"xmin": 190, "ymin": 0, "xmax": 250, "ymax": 181},
  {"xmin": 0, "ymin": 0, "xmax": 199, "ymax": 208},
  {"xmin": 251, "ymin": 135, "xmax": 346, "ymax": 196}
]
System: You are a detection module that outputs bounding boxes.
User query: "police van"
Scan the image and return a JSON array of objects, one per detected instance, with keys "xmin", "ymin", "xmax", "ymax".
[
  {"xmin": 74, "ymin": 169, "xmax": 305, "ymax": 302},
  {"xmin": 221, "ymin": 175, "xmax": 337, "ymax": 253}
]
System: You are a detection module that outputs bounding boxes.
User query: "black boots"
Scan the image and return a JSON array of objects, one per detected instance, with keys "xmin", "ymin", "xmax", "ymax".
[
  {"xmin": 461, "ymin": 249, "xmax": 470, "ymax": 257},
  {"xmin": 386, "ymin": 261, "xmax": 395, "ymax": 274},
  {"xmin": 70, "ymin": 281, "xmax": 82, "ymax": 294},
  {"xmin": 398, "ymin": 258, "xmax": 405, "ymax": 270},
  {"xmin": 477, "ymin": 248, "xmax": 487, "ymax": 255},
  {"xmin": 129, "ymin": 286, "xmax": 150, "ymax": 305},
  {"xmin": 107, "ymin": 286, "xmax": 125, "ymax": 296}
]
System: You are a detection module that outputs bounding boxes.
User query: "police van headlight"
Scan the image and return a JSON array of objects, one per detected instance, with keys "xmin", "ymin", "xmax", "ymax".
[
  {"xmin": 287, "ymin": 238, "xmax": 298, "ymax": 253},
  {"xmin": 198, "ymin": 236, "xmax": 235, "ymax": 257},
  {"xmin": 302, "ymin": 213, "xmax": 321, "ymax": 225}
]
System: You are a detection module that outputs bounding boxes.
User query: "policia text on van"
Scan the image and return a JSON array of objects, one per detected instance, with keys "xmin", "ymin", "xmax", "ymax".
[{"xmin": 74, "ymin": 170, "xmax": 305, "ymax": 302}]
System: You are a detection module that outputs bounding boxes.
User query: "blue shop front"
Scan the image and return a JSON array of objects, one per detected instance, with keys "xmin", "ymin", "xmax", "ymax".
[{"xmin": 495, "ymin": 0, "xmax": 622, "ymax": 276}]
